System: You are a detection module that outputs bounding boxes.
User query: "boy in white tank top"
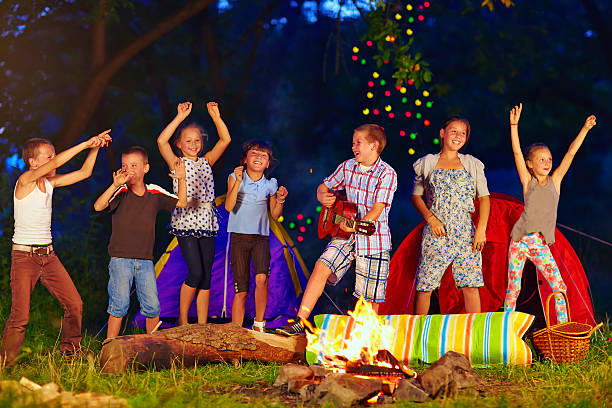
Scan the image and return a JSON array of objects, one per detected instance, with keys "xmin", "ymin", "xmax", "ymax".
[{"xmin": 1, "ymin": 130, "xmax": 112, "ymax": 367}]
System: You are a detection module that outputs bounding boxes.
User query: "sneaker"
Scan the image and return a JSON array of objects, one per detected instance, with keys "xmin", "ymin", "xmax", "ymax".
[
  {"xmin": 276, "ymin": 319, "xmax": 305, "ymax": 336},
  {"xmin": 252, "ymin": 321, "xmax": 266, "ymax": 333}
]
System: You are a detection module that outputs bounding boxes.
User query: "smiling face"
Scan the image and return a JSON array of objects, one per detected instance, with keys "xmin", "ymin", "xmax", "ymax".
[
  {"xmin": 440, "ymin": 120, "xmax": 468, "ymax": 152},
  {"xmin": 121, "ymin": 152, "xmax": 149, "ymax": 186},
  {"xmin": 175, "ymin": 126, "xmax": 203, "ymax": 160},
  {"xmin": 30, "ymin": 144, "xmax": 57, "ymax": 177},
  {"xmin": 352, "ymin": 130, "xmax": 379, "ymax": 165},
  {"xmin": 244, "ymin": 148, "xmax": 270, "ymax": 173},
  {"xmin": 526, "ymin": 147, "xmax": 553, "ymax": 177}
]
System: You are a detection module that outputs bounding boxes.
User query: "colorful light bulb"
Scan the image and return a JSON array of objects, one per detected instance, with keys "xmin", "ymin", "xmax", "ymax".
[{"xmin": 408, "ymin": 148, "xmax": 415, "ymax": 155}]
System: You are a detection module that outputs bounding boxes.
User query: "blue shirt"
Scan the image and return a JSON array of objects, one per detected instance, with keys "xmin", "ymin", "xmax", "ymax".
[{"xmin": 227, "ymin": 171, "xmax": 278, "ymax": 236}]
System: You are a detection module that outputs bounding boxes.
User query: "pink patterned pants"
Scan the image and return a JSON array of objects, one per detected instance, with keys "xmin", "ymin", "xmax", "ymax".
[{"xmin": 504, "ymin": 233, "xmax": 568, "ymax": 323}]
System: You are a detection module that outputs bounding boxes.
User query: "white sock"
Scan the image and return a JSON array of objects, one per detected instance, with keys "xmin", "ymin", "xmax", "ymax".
[{"xmin": 253, "ymin": 320, "xmax": 266, "ymax": 330}]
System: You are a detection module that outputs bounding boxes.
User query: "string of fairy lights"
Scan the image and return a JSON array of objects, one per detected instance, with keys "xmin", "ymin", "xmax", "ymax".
[
  {"xmin": 353, "ymin": 1, "xmax": 437, "ymax": 155},
  {"xmin": 280, "ymin": 1, "xmax": 435, "ymax": 244}
]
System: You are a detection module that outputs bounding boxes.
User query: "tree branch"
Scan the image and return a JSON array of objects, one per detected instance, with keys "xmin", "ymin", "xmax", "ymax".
[{"xmin": 55, "ymin": 0, "xmax": 216, "ymax": 150}]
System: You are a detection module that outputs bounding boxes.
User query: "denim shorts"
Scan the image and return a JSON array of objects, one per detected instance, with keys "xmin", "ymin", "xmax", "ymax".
[{"xmin": 107, "ymin": 257, "xmax": 160, "ymax": 318}]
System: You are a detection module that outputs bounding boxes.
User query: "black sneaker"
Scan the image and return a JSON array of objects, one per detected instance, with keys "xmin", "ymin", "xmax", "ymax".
[{"xmin": 276, "ymin": 319, "xmax": 305, "ymax": 336}]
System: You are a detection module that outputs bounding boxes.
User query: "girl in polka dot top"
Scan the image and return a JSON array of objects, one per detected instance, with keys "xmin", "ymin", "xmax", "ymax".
[{"xmin": 157, "ymin": 101, "xmax": 231, "ymax": 325}]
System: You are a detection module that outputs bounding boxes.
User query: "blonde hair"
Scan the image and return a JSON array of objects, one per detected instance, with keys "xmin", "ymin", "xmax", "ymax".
[
  {"xmin": 22, "ymin": 138, "xmax": 54, "ymax": 168},
  {"xmin": 354, "ymin": 124, "xmax": 387, "ymax": 154}
]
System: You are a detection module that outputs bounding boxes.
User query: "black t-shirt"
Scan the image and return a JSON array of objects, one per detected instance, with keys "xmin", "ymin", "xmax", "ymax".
[{"xmin": 108, "ymin": 184, "xmax": 177, "ymax": 260}]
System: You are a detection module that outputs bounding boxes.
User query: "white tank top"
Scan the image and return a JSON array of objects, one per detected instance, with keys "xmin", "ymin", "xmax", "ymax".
[{"xmin": 13, "ymin": 178, "xmax": 53, "ymax": 245}]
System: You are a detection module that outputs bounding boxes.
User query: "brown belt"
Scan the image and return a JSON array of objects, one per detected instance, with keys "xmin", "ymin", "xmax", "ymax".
[{"xmin": 12, "ymin": 244, "xmax": 54, "ymax": 255}]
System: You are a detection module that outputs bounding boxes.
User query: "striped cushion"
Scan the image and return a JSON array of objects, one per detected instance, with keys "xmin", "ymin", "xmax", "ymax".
[{"xmin": 307, "ymin": 312, "xmax": 534, "ymax": 366}]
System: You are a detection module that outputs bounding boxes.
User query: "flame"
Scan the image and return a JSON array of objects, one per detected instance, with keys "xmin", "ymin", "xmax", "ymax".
[{"xmin": 306, "ymin": 297, "xmax": 396, "ymax": 370}]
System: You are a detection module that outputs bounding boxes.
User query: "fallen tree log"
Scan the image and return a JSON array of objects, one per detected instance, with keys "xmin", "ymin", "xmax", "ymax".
[{"xmin": 99, "ymin": 323, "xmax": 306, "ymax": 375}]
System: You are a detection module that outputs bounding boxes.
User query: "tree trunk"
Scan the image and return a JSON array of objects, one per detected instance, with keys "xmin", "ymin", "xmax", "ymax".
[
  {"xmin": 99, "ymin": 323, "xmax": 307, "ymax": 375},
  {"xmin": 55, "ymin": 0, "xmax": 216, "ymax": 150}
]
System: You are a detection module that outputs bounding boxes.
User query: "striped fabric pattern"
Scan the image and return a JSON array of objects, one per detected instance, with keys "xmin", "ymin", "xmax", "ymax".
[{"xmin": 308, "ymin": 312, "xmax": 534, "ymax": 367}]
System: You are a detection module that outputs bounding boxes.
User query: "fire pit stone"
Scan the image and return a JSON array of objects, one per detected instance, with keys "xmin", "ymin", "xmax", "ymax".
[
  {"xmin": 393, "ymin": 377, "xmax": 430, "ymax": 403},
  {"xmin": 309, "ymin": 363, "xmax": 334, "ymax": 378},
  {"xmin": 418, "ymin": 351, "xmax": 481, "ymax": 397},
  {"xmin": 273, "ymin": 363, "xmax": 314, "ymax": 388},
  {"xmin": 314, "ymin": 373, "xmax": 383, "ymax": 407}
]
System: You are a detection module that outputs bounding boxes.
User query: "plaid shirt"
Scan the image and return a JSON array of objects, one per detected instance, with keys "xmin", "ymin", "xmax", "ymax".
[{"xmin": 324, "ymin": 157, "xmax": 397, "ymax": 256}]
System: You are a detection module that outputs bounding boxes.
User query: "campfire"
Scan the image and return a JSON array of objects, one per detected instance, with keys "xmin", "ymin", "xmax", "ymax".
[
  {"xmin": 305, "ymin": 297, "xmax": 415, "ymax": 377},
  {"xmin": 303, "ymin": 298, "xmax": 417, "ymax": 403},
  {"xmin": 274, "ymin": 298, "xmax": 481, "ymax": 405}
]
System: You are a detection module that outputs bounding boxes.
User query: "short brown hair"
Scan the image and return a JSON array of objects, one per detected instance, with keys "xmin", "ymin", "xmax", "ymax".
[
  {"xmin": 22, "ymin": 138, "xmax": 54, "ymax": 168},
  {"xmin": 122, "ymin": 146, "xmax": 149, "ymax": 163},
  {"xmin": 354, "ymin": 124, "xmax": 387, "ymax": 154}
]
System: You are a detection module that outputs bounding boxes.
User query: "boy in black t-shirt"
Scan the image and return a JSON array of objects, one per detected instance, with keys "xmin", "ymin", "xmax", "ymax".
[{"xmin": 94, "ymin": 146, "xmax": 187, "ymax": 339}]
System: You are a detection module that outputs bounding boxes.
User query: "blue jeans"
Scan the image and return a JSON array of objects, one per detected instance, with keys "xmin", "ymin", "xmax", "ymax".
[{"xmin": 107, "ymin": 257, "xmax": 160, "ymax": 318}]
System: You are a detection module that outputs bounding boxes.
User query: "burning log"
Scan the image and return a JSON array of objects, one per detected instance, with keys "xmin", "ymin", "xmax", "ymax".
[{"xmin": 100, "ymin": 323, "xmax": 306, "ymax": 375}]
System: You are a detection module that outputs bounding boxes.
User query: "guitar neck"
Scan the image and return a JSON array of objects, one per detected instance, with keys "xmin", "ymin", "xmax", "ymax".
[{"xmin": 333, "ymin": 214, "xmax": 355, "ymax": 228}]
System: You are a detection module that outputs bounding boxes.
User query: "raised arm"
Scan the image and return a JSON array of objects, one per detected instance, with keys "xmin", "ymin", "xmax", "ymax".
[
  {"xmin": 157, "ymin": 102, "xmax": 192, "ymax": 169},
  {"xmin": 51, "ymin": 133, "xmax": 112, "ymax": 187},
  {"xmin": 225, "ymin": 167, "xmax": 243, "ymax": 212},
  {"xmin": 551, "ymin": 115, "xmax": 596, "ymax": 187},
  {"xmin": 269, "ymin": 186, "xmax": 288, "ymax": 220},
  {"xmin": 19, "ymin": 130, "xmax": 111, "ymax": 189},
  {"xmin": 93, "ymin": 169, "xmax": 129, "ymax": 211},
  {"xmin": 203, "ymin": 102, "xmax": 231, "ymax": 166},
  {"xmin": 509, "ymin": 103, "xmax": 531, "ymax": 189}
]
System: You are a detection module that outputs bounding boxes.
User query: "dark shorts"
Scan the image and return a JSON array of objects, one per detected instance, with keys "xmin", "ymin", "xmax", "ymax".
[{"xmin": 230, "ymin": 233, "xmax": 270, "ymax": 293}]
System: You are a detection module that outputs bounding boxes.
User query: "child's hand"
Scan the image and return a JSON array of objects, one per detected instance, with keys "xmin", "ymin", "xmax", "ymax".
[
  {"xmin": 233, "ymin": 166, "xmax": 244, "ymax": 182},
  {"xmin": 206, "ymin": 102, "xmax": 221, "ymax": 119},
  {"xmin": 276, "ymin": 186, "xmax": 288, "ymax": 202},
  {"xmin": 427, "ymin": 215, "xmax": 446, "ymax": 237},
  {"xmin": 112, "ymin": 169, "xmax": 130, "ymax": 187},
  {"xmin": 176, "ymin": 102, "xmax": 192, "ymax": 121},
  {"xmin": 509, "ymin": 103, "xmax": 522, "ymax": 125},
  {"xmin": 317, "ymin": 190, "xmax": 337, "ymax": 208},
  {"xmin": 170, "ymin": 158, "xmax": 186, "ymax": 180},
  {"xmin": 86, "ymin": 129, "xmax": 112, "ymax": 148},
  {"xmin": 473, "ymin": 227, "xmax": 486, "ymax": 252},
  {"xmin": 339, "ymin": 219, "xmax": 356, "ymax": 234},
  {"xmin": 583, "ymin": 115, "xmax": 597, "ymax": 130}
]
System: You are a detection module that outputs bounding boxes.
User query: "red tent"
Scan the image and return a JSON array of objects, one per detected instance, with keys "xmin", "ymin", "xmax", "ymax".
[{"xmin": 379, "ymin": 193, "xmax": 596, "ymax": 327}]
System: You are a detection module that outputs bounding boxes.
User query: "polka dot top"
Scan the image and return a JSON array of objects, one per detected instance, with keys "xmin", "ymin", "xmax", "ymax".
[{"xmin": 169, "ymin": 157, "xmax": 218, "ymax": 237}]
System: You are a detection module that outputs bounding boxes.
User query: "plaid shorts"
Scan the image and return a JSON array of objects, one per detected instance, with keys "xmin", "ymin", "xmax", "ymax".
[{"xmin": 317, "ymin": 238, "xmax": 390, "ymax": 302}]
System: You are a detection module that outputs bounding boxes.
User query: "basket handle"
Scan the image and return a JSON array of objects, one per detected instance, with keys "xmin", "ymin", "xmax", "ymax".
[
  {"xmin": 544, "ymin": 290, "xmax": 571, "ymax": 328},
  {"xmin": 588, "ymin": 322, "xmax": 604, "ymax": 336}
]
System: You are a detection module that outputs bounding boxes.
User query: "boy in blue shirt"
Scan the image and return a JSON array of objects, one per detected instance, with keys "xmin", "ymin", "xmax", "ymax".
[{"xmin": 225, "ymin": 140, "xmax": 288, "ymax": 332}]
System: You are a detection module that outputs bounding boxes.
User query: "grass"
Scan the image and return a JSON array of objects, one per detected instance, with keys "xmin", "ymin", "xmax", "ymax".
[
  {"xmin": 0, "ymin": 325, "xmax": 610, "ymax": 407},
  {"xmin": 0, "ymin": 290, "xmax": 610, "ymax": 407}
]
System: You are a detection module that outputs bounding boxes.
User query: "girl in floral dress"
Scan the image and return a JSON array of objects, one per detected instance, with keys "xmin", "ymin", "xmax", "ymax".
[{"xmin": 411, "ymin": 116, "xmax": 490, "ymax": 315}]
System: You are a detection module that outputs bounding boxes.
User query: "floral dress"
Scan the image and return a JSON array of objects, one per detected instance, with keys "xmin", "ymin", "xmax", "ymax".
[{"xmin": 416, "ymin": 169, "xmax": 483, "ymax": 291}]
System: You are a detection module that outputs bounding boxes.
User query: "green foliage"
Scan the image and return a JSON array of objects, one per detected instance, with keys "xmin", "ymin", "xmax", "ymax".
[{"xmin": 361, "ymin": 1, "xmax": 433, "ymax": 88}]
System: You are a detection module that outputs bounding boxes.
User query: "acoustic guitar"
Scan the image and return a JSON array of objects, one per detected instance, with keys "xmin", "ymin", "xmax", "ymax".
[{"xmin": 318, "ymin": 198, "xmax": 376, "ymax": 240}]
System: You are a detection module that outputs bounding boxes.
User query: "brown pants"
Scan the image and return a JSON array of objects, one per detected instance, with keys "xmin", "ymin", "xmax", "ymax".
[{"xmin": 1, "ymin": 250, "xmax": 83, "ymax": 366}]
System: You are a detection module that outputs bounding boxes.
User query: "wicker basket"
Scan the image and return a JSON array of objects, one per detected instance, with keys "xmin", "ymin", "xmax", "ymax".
[{"xmin": 531, "ymin": 291, "xmax": 603, "ymax": 364}]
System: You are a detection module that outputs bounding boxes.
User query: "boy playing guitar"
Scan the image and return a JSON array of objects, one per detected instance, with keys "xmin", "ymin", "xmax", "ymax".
[{"xmin": 277, "ymin": 124, "xmax": 397, "ymax": 336}]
